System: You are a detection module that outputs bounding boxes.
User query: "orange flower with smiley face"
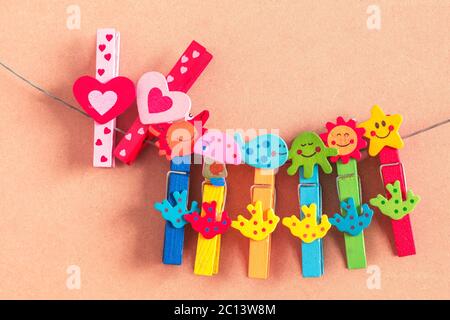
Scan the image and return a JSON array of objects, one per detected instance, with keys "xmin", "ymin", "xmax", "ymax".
[
  {"xmin": 149, "ymin": 110, "xmax": 209, "ymax": 160},
  {"xmin": 320, "ymin": 116, "xmax": 367, "ymax": 163}
]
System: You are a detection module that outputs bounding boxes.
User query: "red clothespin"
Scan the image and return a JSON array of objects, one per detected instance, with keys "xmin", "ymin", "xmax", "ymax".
[
  {"xmin": 113, "ymin": 41, "xmax": 212, "ymax": 164},
  {"xmin": 73, "ymin": 29, "xmax": 135, "ymax": 167},
  {"xmin": 360, "ymin": 105, "xmax": 421, "ymax": 257}
]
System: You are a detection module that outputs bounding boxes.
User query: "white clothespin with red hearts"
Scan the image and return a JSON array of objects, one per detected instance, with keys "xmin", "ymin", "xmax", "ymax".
[{"xmin": 73, "ymin": 29, "xmax": 135, "ymax": 167}]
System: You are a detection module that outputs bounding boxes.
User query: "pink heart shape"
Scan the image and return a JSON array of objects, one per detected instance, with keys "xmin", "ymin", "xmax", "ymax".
[
  {"xmin": 136, "ymin": 71, "xmax": 191, "ymax": 124},
  {"xmin": 88, "ymin": 90, "xmax": 118, "ymax": 115},
  {"xmin": 147, "ymin": 88, "xmax": 173, "ymax": 113},
  {"xmin": 73, "ymin": 76, "xmax": 136, "ymax": 124}
]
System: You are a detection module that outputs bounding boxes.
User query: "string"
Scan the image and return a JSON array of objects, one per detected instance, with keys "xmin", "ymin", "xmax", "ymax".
[
  {"xmin": 0, "ymin": 60, "xmax": 152, "ymax": 144},
  {"xmin": 1, "ymin": 60, "xmax": 448, "ymax": 149}
]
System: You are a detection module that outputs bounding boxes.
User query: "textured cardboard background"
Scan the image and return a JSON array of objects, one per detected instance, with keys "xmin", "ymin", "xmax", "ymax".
[{"xmin": 0, "ymin": 0, "xmax": 449, "ymax": 299}]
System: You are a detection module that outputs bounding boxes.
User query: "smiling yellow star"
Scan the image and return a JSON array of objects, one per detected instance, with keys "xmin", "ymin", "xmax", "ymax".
[{"xmin": 358, "ymin": 105, "xmax": 404, "ymax": 156}]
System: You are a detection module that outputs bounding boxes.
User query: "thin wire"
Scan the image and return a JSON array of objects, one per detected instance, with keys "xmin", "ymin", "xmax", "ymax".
[
  {"xmin": 0, "ymin": 60, "xmax": 448, "ymax": 146},
  {"xmin": 0, "ymin": 60, "xmax": 154, "ymax": 145}
]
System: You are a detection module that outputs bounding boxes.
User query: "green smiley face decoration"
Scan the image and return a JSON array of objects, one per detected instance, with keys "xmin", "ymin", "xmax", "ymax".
[{"xmin": 287, "ymin": 132, "xmax": 338, "ymax": 178}]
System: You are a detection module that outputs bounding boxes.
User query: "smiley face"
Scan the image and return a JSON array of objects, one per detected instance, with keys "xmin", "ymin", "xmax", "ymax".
[
  {"xmin": 320, "ymin": 117, "xmax": 367, "ymax": 164},
  {"xmin": 327, "ymin": 125, "xmax": 358, "ymax": 156},
  {"xmin": 166, "ymin": 121, "xmax": 198, "ymax": 156},
  {"xmin": 148, "ymin": 110, "xmax": 209, "ymax": 160},
  {"xmin": 287, "ymin": 132, "xmax": 338, "ymax": 178},
  {"xmin": 359, "ymin": 105, "xmax": 404, "ymax": 156}
]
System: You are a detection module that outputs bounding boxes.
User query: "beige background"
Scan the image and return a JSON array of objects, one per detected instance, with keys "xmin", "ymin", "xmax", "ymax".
[{"xmin": 0, "ymin": 0, "xmax": 449, "ymax": 299}]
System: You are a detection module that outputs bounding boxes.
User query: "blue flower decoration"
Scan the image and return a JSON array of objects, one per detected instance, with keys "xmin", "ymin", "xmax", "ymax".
[{"xmin": 329, "ymin": 198, "xmax": 373, "ymax": 236}]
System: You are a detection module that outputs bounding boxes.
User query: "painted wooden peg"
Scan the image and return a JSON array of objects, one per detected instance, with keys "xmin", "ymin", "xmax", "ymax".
[
  {"xmin": 190, "ymin": 130, "xmax": 241, "ymax": 276},
  {"xmin": 113, "ymin": 41, "xmax": 213, "ymax": 165},
  {"xmin": 286, "ymin": 131, "xmax": 337, "ymax": 277},
  {"xmin": 73, "ymin": 29, "xmax": 136, "ymax": 167},
  {"xmin": 320, "ymin": 116, "xmax": 369, "ymax": 269},
  {"xmin": 360, "ymin": 105, "xmax": 419, "ymax": 257},
  {"xmin": 151, "ymin": 112, "xmax": 209, "ymax": 265},
  {"xmin": 232, "ymin": 133, "xmax": 288, "ymax": 279}
]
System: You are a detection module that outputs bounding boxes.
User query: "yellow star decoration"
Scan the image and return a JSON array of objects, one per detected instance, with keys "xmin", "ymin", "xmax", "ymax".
[{"xmin": 359, "ymin": 105, "xmax": 404, "ymax": 156}]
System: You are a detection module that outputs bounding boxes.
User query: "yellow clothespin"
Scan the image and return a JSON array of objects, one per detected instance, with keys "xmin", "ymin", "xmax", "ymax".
[{"xmin": 189, "ymin": 130, "xmax": 242, "ymax": 276}]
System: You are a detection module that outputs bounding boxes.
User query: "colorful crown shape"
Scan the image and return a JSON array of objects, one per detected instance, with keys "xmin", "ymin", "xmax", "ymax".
[
  {"xmin": 231, "ymin": 201, "xmax": 280, "ymax": 241},
  {"xmin": 154, "ymin": 190, "xmax": 199, "ymax": 228},
  {"xmin": 329, "ymin": 198, "xmax": 374, "ymax": 236},
  {"xmin": 369, "ymin": 180, "xmax": 420, "ymax": 220},
  {"xmin": 184, "ymin": 201, "xmax": 231, "ymax": 239},
  {"xmin": 282, "ymin": 204, "xmax": 331, "ymax": 243}
]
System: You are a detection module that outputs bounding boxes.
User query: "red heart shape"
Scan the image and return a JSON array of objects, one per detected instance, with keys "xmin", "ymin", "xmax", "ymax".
[
  {"xmin": 73, "ymin": 76, "xmax": 136, "ymax": 124},
  {"xmin": 95, "ymin": 139, "xmax": 103, "ymax": 146},
  {"xmin": 104, "ymin": 53, "xmax": 111, "ymax": 61},
  {"xmin": 104, "ymin": 127, "xmax": 111, "ymax": 134},
  {"xmin": 97, "ymin": 69, "xmax": 105, "ymax": 76},
  {"xmin": 106, "ymin": 34, "xmax": 113, "ymax": 41},
  {"xmin": 98, "ymin": 44, "xmax": 106, "ymax": 52},
  {"xmin": 100, "ymin": 156, "xmax": 108, "ymax": 162},
  {"xmin": 147, "ymin": 88, "xmax": 173, "ymax": 114}
]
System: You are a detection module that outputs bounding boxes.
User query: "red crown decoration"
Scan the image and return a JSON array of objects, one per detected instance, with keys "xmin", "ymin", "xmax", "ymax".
[{"xmin": 184, "ymin": 201, "xmax": 231, "ymax": 239}]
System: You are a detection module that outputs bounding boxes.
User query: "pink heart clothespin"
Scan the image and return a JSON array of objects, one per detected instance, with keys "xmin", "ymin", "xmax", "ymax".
[
  {"xmin": 136, "ymin": 71, "xmax": 191, "ymax": 124},
  {"xmin": 72, "ymin": 29, "xmax": 136, "ymax": 167}
]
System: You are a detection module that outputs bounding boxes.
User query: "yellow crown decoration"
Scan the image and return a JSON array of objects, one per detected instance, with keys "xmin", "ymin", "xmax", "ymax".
[
  {"xmin": 282, "ymin": 204, "xmax": 331, "ymax": 243},
  {"xmin": 231, "ymin": 201, "xmax": 280, "ymax": 241}
]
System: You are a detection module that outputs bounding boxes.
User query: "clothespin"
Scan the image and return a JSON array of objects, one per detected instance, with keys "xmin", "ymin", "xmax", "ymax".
[
  {"xmin": 113, "ymin": 41, "xmax": 212, "ymax": 164},
  {"xmin": 146, "ymin": 71, "xmax": 209, "ymax": 265},
  {"xmin": 360, "ymin": 105, "xmax": 420, "ymax": 257},
  {"xmin": 73, "ymin": 29, "xmax": 135, "ymax": 167},
  {"xmin": 320, "ymin": 116, "xmax": 370, "ymax": 269},
  {"xmin": 188, "ymin": 130, "xmax": 242, "ymax": 276},
  {"xmin": 285, "ymin": 132, "xmax": 336, "ymax": 277},
  {"xmin": 231, "ymin": 133, "xmax": 288, "ymax": 279}
]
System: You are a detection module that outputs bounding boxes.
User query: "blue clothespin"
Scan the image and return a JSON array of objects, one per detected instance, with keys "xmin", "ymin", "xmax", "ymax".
[
  {"xmin": 154, "ymin": 155, "xmax": 192, "ymax": 265},
  {"xmin": 285, "ymin": 131, "xmax": 337, "ymax": 278},
  {"xmin": 298, "ymin": 166, "xmax": 323, "ymax": 277}
]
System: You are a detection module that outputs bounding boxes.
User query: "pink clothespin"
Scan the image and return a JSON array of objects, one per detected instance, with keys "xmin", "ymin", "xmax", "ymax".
[
  {"xmin": 113, "ymin": 41, "xmax": 212, "ymax": 164},
  {"xmin": 73, "ymin": 29, "xmax": 135, "ymax": 167}
]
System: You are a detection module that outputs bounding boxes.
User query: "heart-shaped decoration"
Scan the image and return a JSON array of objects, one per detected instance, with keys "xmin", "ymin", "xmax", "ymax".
[
  {"xmin": 88, "ymin": 90, "xmax": 117, "ymax": 115},
  {"xmin": 136, "ymin": 71, "xmax": 191, "ymax": 124},
  {"xmin": 73, "ymin": 76, "xmax": 135, "ymax": 124}
]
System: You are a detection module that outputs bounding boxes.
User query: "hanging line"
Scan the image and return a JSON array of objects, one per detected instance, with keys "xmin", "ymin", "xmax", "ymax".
[{"xmin": 1, "ymin": 60, "xmax": 448, "ymax": 151}]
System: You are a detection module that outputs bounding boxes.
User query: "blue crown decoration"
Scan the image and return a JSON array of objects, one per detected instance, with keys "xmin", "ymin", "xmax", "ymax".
[
  {"xmin": 329, "ymin": 198, "xmax": 374, "ymax": 236},
  {"xmin": 154, "ymin": 190, "xmax": 199, "ymax": 228}
]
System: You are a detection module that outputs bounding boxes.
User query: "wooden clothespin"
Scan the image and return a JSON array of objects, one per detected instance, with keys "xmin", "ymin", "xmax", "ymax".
[
  {"xmin": 285, "ymin": 132, "xmax": 336, "ymax": 277},
  {"xmin": 360, "ymin": 105, "xmax": 420, "ymax": 257},
  {"xmin": 232, "ymin": 134, "xmax": 288, "ymax": 279},
  {"xmin": 113, "ymin": 41, "xmax": 212, "ymax": 164},
  {"xmin": 320, "ymin": 116, "xmax": 371, "ymax": 269},
  {"xmin": 73, "ymin": 29, "xmax": 135, "ymax": 167},
  {"xmin": 145, "ymin": 70, "xmax": 210, "ymax": 265},
  {"xmin": 188, "ymin": 130, "xmax": 242, "ymax": 276}
]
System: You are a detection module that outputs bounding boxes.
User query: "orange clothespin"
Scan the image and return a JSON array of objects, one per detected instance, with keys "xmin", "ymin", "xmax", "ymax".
[{"xmin": 232, "ymin": 133, "xmax": 288, "ymax": 279}]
